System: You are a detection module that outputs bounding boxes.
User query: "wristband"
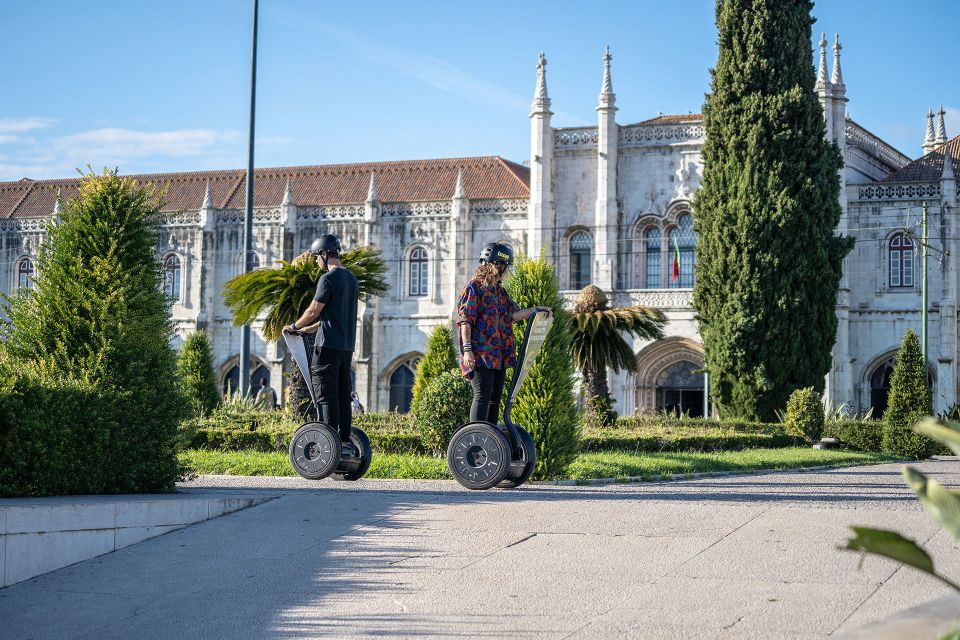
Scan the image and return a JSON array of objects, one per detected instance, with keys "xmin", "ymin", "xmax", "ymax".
[
  {"xmin": 291, "ymin": 322, "xmax": 299, "ymax": 331},
  {"xmin": 463, "ymin": 343, "xmax": 473, "ymax": 352}
]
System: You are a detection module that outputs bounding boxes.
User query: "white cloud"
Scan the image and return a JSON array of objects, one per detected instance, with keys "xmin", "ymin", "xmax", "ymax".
[
  {"xmin": 0, "ymin": 127, "xmax": 240, "ymax": 181},
  {"xmin": 0, "ymin": 117, "xmax": 57, "ymax": 133}
]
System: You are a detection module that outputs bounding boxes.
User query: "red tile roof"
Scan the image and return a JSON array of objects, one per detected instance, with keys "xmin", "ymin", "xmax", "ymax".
[
  {"xmin": 0, "ymin": 156, "xmax": 530, "ymax": 219},
  {"xmin": 632, "ymin": 114, "xmax": 703, "ymax": 125},
  {"xmin": 881, "ymin": 136, "xmax": 959, "ymax": 183}
]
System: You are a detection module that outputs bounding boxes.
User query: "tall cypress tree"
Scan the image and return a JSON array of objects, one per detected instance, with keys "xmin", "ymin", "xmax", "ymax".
[{"xmin": 693, "ymin": 0, "xmax": 854, "ymax": 421}]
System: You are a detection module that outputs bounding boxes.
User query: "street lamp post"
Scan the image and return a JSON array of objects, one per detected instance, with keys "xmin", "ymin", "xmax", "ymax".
[
  {"xmin": 239, "ymin": 0, "xmax": 259, "ymax": 397},
  {"xmin": 921, "ymin": 201, "xmax": 928, "ymax": 363}
]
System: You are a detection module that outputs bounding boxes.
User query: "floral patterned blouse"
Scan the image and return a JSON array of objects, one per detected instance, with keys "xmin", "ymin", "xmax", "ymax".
[{"xmin": 456, "ymin": 281, "xmax": 520, "ymax": 379}]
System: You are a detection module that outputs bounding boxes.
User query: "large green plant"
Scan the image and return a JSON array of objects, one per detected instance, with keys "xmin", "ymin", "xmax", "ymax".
[
  {"xmin": 883, "ymin": 329, "xmax": 936, "ymax": 459},
  {"xmin": 692, "ymin": 0, "xmax": 854, "ymax": 421},
  {"xmin": 0, "ymin": 169, "xmax": 186, "ymax": 495},
  {"xmin": 415, "ymin": 369, "xmax": 472, "ymax": 455},
  {"xmin": 178, "ymin": 331, "xmax": 220, "ymax": 417},
  {"xmin": 784, "ymin": 387, "xmax": 824, "ymax": 443},
  {"xmin": 411, "ymin": 324, "xmax": 458, "ymax": 415},
  {"xmin": 223, "ymin": 247, "xmax": 389, "ymax": 341},
  {"xmin": 504, "ymin": 255, "xmax": 580, "ymax": 479},
  {"xmin": 846, "ymin": 419, "xmax": 960, "ymax": 592},
  {"xmin": 570, "ymin": 284, "xmax": 666, "ymax": 426}
]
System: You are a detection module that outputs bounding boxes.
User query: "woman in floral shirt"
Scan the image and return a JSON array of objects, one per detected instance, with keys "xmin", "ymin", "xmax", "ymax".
[{"xmin": 457, "ymin": 243, "xmax": 552, "ymax": 424}]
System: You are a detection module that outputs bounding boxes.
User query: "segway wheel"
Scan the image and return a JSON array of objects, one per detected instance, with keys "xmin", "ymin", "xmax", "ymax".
[
  {"xmin": 289, "ymin": 422, "xmax": 340, "ymax": 480},
  {"xmin": 446, "ymin": 422, "xmax": 512, "ymax": 490},
  {"xmin": 498, "ymin": 425, "xmax": 537, "ymax": 489},
  {"xmin": 332, "ymin": 427, "xmax": 373, "ymax": 481}
]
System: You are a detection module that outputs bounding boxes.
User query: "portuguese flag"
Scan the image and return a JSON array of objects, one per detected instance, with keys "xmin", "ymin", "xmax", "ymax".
[{"xmin": 672, "ymin": 237, "xmax": 681, "ymax": 284}]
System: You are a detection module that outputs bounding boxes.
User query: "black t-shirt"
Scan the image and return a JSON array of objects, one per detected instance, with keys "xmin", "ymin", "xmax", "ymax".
[{"xmin": 313, "ymin": 267, "xmax": 359, "ymax": 352}]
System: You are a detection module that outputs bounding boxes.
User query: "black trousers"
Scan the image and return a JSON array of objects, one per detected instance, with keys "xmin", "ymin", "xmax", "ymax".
[
  {"xmin": 310, "ymin": 348, "xmax": 353, "ymax": 442},
  {"xmin": 470, "ymin": 366, "xmax": 506, "ymax": 424}
]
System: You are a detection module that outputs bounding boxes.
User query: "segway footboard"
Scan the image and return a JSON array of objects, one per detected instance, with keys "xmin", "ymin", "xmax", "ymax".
[
  {"xmin": 333, "ymin": 427, "xmax": 373, "ymax": 481},
  {"xmin": 498, "ymin": 424, "xmax": 536, "ymax": 488}
]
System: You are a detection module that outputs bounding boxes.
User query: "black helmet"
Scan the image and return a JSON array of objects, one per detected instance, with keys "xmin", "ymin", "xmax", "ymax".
[
  {"xmin": 309, "ymin": 234, "xmax": 342, "ymax": 256},
  {"xmin": 479, "ymin": 242, "xmax": 514, "ymax": 266}
]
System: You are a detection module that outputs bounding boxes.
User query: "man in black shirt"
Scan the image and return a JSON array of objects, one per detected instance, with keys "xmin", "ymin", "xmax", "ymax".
[{"xmin": 284, "ymin": 234, "xmax": 360, "ymax": 452}]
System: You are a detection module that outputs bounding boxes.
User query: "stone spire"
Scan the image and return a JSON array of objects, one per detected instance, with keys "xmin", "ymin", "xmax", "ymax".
[
  {"xmin": 943, "ymin": 141, "xmax": 955, "ymax": 179},
  {"xmin": 597, "ymin": 46, "xmax": 616, "ymax": 110},
  {"xmin": 936, "ymin": 105, "xmax": 948, "ymax": 144},
  {"xmin": 831, "ymin": 33, "xmax": 844, "ymax": 87},
  {"xmin": 202, "ymin": 179, "xmax": 212, "ymax": 209},
  {"xmin": 815, "ymin": 33, "xmax": 830, "ymax": 91},
  {"xmin": 924, "ymin": 108, "xmax": 937, "ymax": 155},
  {"xmin": 366, "ymin": 172, "xmax": 378, "ymax": 203},
  {"xmin": 281, "ymin": 177, "xmax": 294, "ymax": 206},
  {"xmin": 531, "ymin": 52, "xmax": 552, "ymax": 115},
  {"xmin": 453, "ymin": 168, "xmax": 465, "ymax": 199}
]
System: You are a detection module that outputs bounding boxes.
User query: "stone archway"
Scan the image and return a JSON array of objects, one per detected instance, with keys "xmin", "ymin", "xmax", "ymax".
[
  {"xmin": 863, "ymin": 350, "xmax": 936, "ymax": 419},
  {"xmin": 634, "ymin": 338, "xmax": 705, "ymax": 415}
]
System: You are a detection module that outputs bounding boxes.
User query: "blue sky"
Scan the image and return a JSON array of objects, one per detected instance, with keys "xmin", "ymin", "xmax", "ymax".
[{"xmin": 1, "ymin": 0, "xmax": 957, "ymax": 181}]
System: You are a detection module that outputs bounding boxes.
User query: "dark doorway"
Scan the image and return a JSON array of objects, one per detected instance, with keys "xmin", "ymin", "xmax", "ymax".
[{"xmin": 655, "ymin": 360, "xmax": 705, "ymax": 417}]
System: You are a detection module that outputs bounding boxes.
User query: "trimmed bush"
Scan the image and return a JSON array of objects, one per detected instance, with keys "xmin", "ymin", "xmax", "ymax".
[
  {"xmin": 0, "ymin": 171, "xmax": 187, "ymax": 496},
  {"xmin": 504, "ymin": 255, "xmax": 580, "ymax": 479},
  {"xmin": 415, "ymin": 369, "xmax": 471, "ymax": 455},
  {"xmin": 883, "ymin": 330, "xmax": 936, "ymax": 460},
  {"xmin": 411, "ymin": 324, "xmax": 458, "ymax": 415},
  {"xmin": 823, "ymin": 420, "xmax": 884, "ymax": 453},
  {"xmin": 178, "ymin": 331, "xmax": 220, "ymax": 417},
  {"xmin": 784, "ymin": 387, "xmax": 825, "ymax": 443}
]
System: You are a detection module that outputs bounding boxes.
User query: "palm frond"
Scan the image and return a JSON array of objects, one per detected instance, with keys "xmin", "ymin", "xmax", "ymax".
[
  {"xmin": 569, "ymin": 305, "xmax": 668, "ymax": 375},
  {"xmin": 222, "ymin": 246, "xmax": 390, "ymax": 341}
]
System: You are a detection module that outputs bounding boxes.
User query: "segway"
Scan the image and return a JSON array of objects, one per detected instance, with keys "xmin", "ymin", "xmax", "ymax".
[
  {"xmin": 282, "ymin": 330, "xmax": 372, "ymax": 481},
  {"xmin": 446, "ymin": 310, "xmax": 554, "ymax": 490}
]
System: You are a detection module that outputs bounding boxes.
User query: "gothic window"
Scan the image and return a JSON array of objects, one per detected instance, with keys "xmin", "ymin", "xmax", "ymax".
[
  {"xmin": 644, "ymin": 228, "xmax": 662, "ymax": 289},
  {"xmin": 869, "ymin": 357, "xmax": 933, "ymax": 418},
  {"xmin": 655, "ymin": 360, "xmax": 704, "ymax": 417},
  {"xmin": 889, "ymin": 232, "xmax": 913, "ymax": 288},
  {"xmin": 389, "ymin": 362, "xmax": 417, "ymax": 413},
  {"xmin": 17, "ymin": 257, "xmax": 34, "ymax": 290},
  {"xmin": 668, "ymin": 214, "xmax": 696, "ymax": 289},
  {"xmin": 222, "ymin": 362, "xmax": 269, "ymax": 396},
  {"xmin": 569, "ymin": 231, "xmax": 592, "ymax": 290},
  {"xmin": 163, "ymin": 254, "xmax": 181, "ymax": 301},
  {"xmin": 409, "ymin": 248, "xmax": 429, "ymax": 297}
]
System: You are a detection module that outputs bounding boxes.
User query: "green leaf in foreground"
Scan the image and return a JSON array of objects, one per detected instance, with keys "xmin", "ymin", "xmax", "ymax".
[
  {"xmin": 844, "ymin": 526, "xmax": 960, "ymax": 591},
  {"xmin": 903, "ymin": 467, "xmax": 960, "ymax": 543},
  {"xmin": 914, "ymin": 418, "xmax": 960, "ymax": 456}
]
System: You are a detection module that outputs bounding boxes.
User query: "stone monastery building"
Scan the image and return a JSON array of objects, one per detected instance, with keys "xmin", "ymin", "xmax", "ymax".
[{"xmin": 1, "ymin": 36, "xmax": 957, "ymax": 416}]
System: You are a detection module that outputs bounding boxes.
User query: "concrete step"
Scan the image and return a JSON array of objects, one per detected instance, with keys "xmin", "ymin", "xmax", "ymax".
[{"xmin": 0, "ymin": 492, "xmax": 274, "ymax": 587}]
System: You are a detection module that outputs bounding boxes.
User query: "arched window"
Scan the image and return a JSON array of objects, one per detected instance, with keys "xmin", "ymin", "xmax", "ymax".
[
  {"xmin": 644, "ymin": 228, "xmax": 662, "ymax": 289},
  {"xmin": 889, "ymin": 232, "xmax": 913, "ymax": 288},
  {"xmin": 17, "ymin": 257, "xmax": 34, "ymax": 290},
  {"xmin": 655, "ymin": 360, "xmax": 704, "ymax": 417},
  {"xmin": 409, "ymin": 248, "xmax": 429, "ymax": 297},
  {"xmin": 163, "ymin": 254, "xmax": 181, "ymax": 301},
  {"xmin": 569, "ymin": 231, "xmax": 592, "ymax": 290},
  {"xmin": 668, "ymin": 214, "xmax": 696, "ymax": 288},
  {"xmin": 389, "ymin": 364, "xmax": 416, "ymax": 413},
  {"xmin": 222, "ymin": 362, "xmax": 269, "ymax": 396}
]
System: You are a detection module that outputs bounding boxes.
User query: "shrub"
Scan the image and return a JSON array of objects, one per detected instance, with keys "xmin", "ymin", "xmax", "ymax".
[
  {"xmin": 178, "ymin": 331, "xmax": 220, "ymax": 417},
  {"xmin": 784, "ymin": 387, "xmax": 825, "ymax": 443},
  {"xmin": 584, "ymin": 395, "xmax": 618, "ymax": 430},
  {"xmin": 822, "ymin": 420, "xmax": 885, "ymax": 453},
  {"xmin": 883, "ymin": 329, "xmax": 936, "ymax": 460},
  {"xmin": 415, "ymin": 369, "xmax": 471, "ymax": 455},
  {"xmin": 504, "ymin": 255, "xmax": 580, "ymax": 479},
  {"xmin": 411, "ymin": 324, "xmax": 458, "ymax": 415},
  {"xmin": 0, "ymin": 171, "xmax": 187, "ymax": 495}
]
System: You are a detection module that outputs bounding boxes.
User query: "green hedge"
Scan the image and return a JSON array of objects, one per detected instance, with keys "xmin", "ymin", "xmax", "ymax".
[
  {"xmin": 582, "ymin": 419, "xmax": 803, "ymax": 454},
  {"xmin": 822, "ymin": 419, "xmax": 949, "ymax": 456},
  {"xmin": 183, "ymin": 410, "xmax": 422, "ymax": 454}
]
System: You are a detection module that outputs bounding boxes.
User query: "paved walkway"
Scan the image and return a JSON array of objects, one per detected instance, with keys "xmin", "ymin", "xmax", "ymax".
[{"xmin": 3, "ymin": 459, "xmax": 959, "ymax": 639}]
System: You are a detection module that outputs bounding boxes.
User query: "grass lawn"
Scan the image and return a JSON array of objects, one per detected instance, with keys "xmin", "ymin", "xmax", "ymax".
[{"xmin": 180, "ymin": 447, "xmax": 895, "ymax": 481}]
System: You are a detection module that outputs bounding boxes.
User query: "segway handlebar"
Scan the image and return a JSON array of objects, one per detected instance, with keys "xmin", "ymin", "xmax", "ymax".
[{"xmin": 502, "ymin": 310, "xmax": 554, "ymax": 425}]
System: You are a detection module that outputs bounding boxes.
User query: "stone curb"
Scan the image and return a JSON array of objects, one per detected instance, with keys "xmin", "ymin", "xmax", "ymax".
[{"xmin": 528, "ymin": 460, "xmax": 896, "ymax": 487}]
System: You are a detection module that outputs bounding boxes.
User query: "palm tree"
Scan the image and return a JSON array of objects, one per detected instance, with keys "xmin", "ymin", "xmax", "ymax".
[
  {"xmin": 570, "ymin": 285, "xmax": 667, "ymax": 425},
  {"xmin": 223, "ymin": 246, "xmax": 389, "ymax": 414}
]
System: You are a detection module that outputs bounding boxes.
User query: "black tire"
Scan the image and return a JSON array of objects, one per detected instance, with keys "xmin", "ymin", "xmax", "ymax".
[
  {"xmin": 498, "ymin": 425, "xmax": 537, "ymax": 489},
  {"xmin": 289, "ymin": 422, "xmax": 340, "ymax": 480},
  {"xmin": 332, "ymin": 427, "xmax": 373, "ymax": 481},
  {"xmin": 446, "ymin": 422, "xmax": 512, "ymax": 490}
]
